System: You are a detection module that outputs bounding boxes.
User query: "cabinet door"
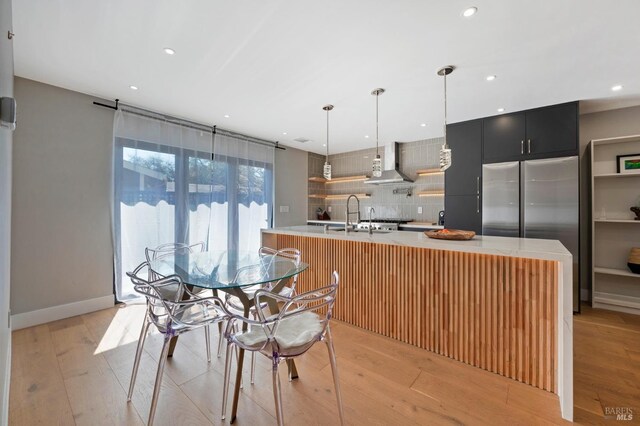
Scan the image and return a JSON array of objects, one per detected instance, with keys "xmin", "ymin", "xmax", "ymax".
[
  {"xmin": 444, "ymin": 194, "xmax": 482, "ymax": 233},
  {"xmin": 483, "ymin": 112, "xmax": 526, "ymax": 163},
  {"xmin": 525, "ymin": 102, "xmax": 577, "ymax": 156},
  {"xmin": 445, "ymin": 120, "xmax": 482, "ymax": 196}
]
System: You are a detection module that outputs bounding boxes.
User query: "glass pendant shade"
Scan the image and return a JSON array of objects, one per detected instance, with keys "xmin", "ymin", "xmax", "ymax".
[
  {"xmin": 439, "ymin": 144, "xmax": 452, "ymax": 171},
  {"xmin": 323, "ymin": 161, "xmax": 332, "ymax": 180},
  {"xmin": 372, "ymin": 155, "xmax": 382, "ymax": 177}
]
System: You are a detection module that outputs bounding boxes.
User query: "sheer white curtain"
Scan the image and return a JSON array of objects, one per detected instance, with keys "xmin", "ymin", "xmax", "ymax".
[{"xmin": 112, "ymin": 108, "xmax": 274, "ymax": 301}]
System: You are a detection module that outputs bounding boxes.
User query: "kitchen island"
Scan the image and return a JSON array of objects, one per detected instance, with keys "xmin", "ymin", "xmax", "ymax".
[{"xmin": 262, "ymin": 225, "xmax": 573, "ymax": 421}]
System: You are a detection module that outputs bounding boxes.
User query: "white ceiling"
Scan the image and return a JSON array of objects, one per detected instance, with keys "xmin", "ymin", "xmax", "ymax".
[{"xmin": 12, "ymin": 0, "xmax": 640, "ymax": 154}]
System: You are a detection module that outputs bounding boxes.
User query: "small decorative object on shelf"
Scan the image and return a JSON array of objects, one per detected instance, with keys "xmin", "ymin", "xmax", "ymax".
[
  {"xmin": 617, "ymin": 153, "xmax": 640, "ymax": 174},
  {"xmin": 632, "ymin": 206, "xmax": 640, "ymax": 220},
  {"xmin": 628, "ymin": 247, "xmax": 640, "ymax": 274},
  {"xmin": 316, "ymin": 208, "xmax": 331, "ymax": 221}
]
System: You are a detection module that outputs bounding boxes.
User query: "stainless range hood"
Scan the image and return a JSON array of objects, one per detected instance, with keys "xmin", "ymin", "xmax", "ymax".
[{"xmin": 364, "ymin": 142, "xmax": 414, "ymax": 185}]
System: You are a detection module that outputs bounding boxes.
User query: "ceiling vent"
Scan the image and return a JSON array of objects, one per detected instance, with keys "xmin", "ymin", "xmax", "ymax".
[{"xmin": 293, "ymin": 137, "xmax": 310, "ymax": 143}]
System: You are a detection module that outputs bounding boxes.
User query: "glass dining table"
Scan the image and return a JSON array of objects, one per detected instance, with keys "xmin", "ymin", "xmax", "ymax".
[{"xmin": 148, "ymin": 250, "xmax": 309, "ymax": 423}]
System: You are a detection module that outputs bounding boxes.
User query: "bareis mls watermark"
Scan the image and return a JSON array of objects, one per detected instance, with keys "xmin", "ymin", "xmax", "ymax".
[{"xmin": 604, "ymin": 407, "xmax": 634, "ymax": 421}]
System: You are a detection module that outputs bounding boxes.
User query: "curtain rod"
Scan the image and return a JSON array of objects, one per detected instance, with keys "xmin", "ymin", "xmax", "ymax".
[{"xmin": 92, "ymin": 98, "xmax": 285, "ymax": 150}]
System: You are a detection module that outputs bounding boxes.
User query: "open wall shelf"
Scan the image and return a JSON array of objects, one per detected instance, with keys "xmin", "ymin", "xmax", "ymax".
[
  {"xmin": 308, "ymin": 193, "xmax": 371, "ymax": 200},
  {"xmin": 308, "ymin": 175, "xmax": 369, "ymax": 184},
  {"xmin": 590, "ymin": 134, "xmax": 640, "ymax": 315}
]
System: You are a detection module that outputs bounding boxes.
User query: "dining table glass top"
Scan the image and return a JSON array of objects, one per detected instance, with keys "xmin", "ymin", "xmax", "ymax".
[{"xmin": 148, "ymin": 250, "xmax": 308, "ymax": 290}]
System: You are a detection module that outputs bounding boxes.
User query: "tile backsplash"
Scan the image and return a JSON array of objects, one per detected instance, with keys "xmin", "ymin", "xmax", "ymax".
[{"xmin": 308, "ymin": 137, "xmax": 445, "ymax": 223}]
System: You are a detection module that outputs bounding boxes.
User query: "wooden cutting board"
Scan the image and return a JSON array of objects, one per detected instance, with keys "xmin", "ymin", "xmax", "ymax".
[{"xmin": 425, "ymin": 229, "xmax": 476, "ymax": 240}]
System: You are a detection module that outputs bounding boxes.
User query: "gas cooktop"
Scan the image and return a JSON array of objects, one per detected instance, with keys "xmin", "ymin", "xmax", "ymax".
[{"xmin": 369, "ymin": 218, "xmax": 414, "ymax": 224}]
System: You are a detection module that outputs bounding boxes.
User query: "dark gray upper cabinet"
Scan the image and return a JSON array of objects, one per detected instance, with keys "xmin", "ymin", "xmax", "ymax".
[
  {"xmin": 445, "ymin": 119, "xmax": 482, "ymax": 196},
  {"xmin": 482, "ymin": 101, "xmax": 578, "ymax": 163},
  {"xmin": 482, "ymin": 112, "xmax": 526, "ymax": 163},
  {"xmin": 525, "ymin": 102, "xmax": 578, "ymax": 156}
]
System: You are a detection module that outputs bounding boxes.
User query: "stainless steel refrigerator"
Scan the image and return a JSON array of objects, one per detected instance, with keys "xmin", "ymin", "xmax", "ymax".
[{"xmin": 482, "ymin": 156, "xmax": 579, "ymax": 312}]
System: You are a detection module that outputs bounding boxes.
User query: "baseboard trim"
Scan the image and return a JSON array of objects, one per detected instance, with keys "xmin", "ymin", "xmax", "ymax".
[
  {"xmin": 593, "ymin": 292, "xmax": 640, "ymax": 315},
  {"xmin": 11, "ymin": 295, "xmax": 114, "ymax": 330},
  {"xmin": 1, "ymin": 334, "xmax": 10, "ymax": 426}
]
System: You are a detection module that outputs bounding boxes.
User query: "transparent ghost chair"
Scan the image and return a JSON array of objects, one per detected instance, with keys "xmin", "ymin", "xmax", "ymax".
[
  {"xmin": 144, "ymin": 242, "xmax": 217, "ymax": 362},
  {"xmin": 221, "ymin": 271, "xmax": 344, "ymax": 426},
  {"xmin": 223, "ymin": 247, "xmax": 302, "ymax": 383},
  {"xmin": 126, "ymin": 261, "xmax": 230, "ymax": 426}
]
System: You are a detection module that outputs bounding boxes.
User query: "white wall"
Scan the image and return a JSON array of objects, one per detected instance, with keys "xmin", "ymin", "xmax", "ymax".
[
  {"xmin": 579, "ymin": 104, "xmax": 640, "ymax": 300},
  {"xmin": 0, "ymin": 0, "xmax": 14, "ymax": 421},
  {"xmin": 11, "ymin": 78, "xmax": 115, "ymax": 317},
  {"xmin": 274, "ymin": 146, "xmax": 308, "ymax": 227}
]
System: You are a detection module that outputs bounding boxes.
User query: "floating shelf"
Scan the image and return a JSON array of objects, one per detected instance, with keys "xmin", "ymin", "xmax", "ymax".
[
  {"xmin": 417, "ymin": 190, "xmax": 445, "ymax": 197},
  {"xmin": 594, "ymin": 267, "xmax": 640, "ymax": 279},
  {"xmin": 325, "ymin": 193, "xmax": 370, "ymax": 200},
  {"xmin": 593, "ymin": 173, "xmax": 640, "ymax": 178},
  {"xmin": 308, "ymin": 193, "xmax": 371, "ymax": 200},
  {"xmin": 308, "ymin": 175, "xmax": 369, "ymax": 184},
  {"xmin": 594, "ymin": 219, "xmax": 640, "ymax": 224},
  {"xmin": 308, "ymin": 176, "xmax": 327, "ymax": 183},
  {"xmin": 416, "ymin": 168, "xmax": 444, "ymax": 176}
]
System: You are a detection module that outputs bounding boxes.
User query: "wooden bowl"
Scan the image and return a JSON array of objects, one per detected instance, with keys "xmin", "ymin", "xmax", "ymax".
[{"xmin": 425, "ymin": 229, "xmax": 476, "ymax": 241}]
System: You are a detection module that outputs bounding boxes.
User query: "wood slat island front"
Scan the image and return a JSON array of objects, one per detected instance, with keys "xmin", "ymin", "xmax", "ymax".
[{"xmin": 262, "ymin": 226, "xmax": 573, "ymax": 421}]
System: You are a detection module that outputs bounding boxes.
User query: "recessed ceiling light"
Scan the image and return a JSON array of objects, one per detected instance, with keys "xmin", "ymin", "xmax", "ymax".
[
  {"xmin": 420, "ymin": 123, "xmax": 427, "ymax": 127},
  {"xmin": 223, "ymin": 114, "xmax": 230, "ymax": 118},
  {"xmin": 497, "ymin": 108, "xmax": 505, "ymax": 112},
  {"xmin": 486, "ymin": 75, "xmax": 496, "ymax": 81},
  {"xmin": 364, "ymin": 135, "xmax": 370, "ymax": 138},
  {"xmin": 322, "ymin": 144, "xmax": 327, "ymax": 147},
  {"xmin": 282, "ymin": 132, "xmax": 287, "ymax": 135},
  {"xmin": 462, "ymin": 6, "xmax": 478, "ymax": 17},
  {"xmin": 163, "ymin": 47, "xmax": 175, "ymax": 55},
  {"xmin": 611, "ymin": 85, "xmax": 623, "ymax": 91},
  {"xmin": 129, "ymin": 85, "xmax": 138, "ymax": 90}
]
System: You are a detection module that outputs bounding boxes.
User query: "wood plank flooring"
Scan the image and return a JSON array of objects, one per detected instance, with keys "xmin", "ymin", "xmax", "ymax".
[{"xmin": 8, "ymin": 303, "xmax": 640, "ymax": 425}]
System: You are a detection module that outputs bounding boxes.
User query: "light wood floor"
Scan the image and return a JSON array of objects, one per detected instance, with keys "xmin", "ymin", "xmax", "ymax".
[{"xmin": 8, "ymin": 303, "xmax": 640, "ymax": 425}]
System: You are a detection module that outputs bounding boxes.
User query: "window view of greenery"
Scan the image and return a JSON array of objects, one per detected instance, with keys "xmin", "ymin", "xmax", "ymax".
[{"xmin": 123, "ymin": 148, "xmax": 268, "ymax": 206}]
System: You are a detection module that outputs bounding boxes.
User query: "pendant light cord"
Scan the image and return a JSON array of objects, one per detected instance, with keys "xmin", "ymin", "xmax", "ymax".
[
  {"xmin": 326, "ymin": 108, "xmax": 329, "ymax": 159},
  {"xmin": 375, "ymin": 93, "xmax": 379, "ymax": 156},
  {"xmin": 443, "ymin": 71, "xmax": 448, "ymax": 147}
]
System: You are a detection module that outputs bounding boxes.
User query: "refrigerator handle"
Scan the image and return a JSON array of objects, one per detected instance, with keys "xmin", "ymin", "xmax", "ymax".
[{"xmin": 520, "ymin": 140, "xmax": 524, "ymax": 155}]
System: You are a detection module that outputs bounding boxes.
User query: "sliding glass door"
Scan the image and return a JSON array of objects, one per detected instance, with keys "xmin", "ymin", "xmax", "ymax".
[{"xmin": 113, "ymin": 109, "xmax": 273, "ymax": 300}]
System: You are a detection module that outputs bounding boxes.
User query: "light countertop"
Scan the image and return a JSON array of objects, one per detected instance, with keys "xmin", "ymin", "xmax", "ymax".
[{"xmin": 265, "ymin": 225, "xmax": 572, "ymax": 263}]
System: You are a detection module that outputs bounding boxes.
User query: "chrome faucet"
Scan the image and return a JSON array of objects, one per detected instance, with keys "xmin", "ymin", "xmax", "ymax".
[
  {"xmin": 368, "ymin": 207, "xmax": 376, "ymax": 235},
  {"xmin": 345, "ymin": 194, "xmax": 361, "ymax": 231}
]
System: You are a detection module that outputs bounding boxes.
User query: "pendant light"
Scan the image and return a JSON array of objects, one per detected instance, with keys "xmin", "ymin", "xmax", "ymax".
[
  {"xmin": 437, "ymin": 66, "xmax": 454, "ymax": 171},
  {"xmin": 322, "ymin": 104, "xmax": 334, "ymax": 180},
  {"xmin": 371, "ymin": 88, "xmax": 385, "ymax": 177}
]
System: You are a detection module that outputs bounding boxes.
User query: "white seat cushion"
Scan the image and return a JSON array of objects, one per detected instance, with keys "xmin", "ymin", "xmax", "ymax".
[{"xmin": 235, "ymin": 311, "xmax": 324, "ymax": 350}]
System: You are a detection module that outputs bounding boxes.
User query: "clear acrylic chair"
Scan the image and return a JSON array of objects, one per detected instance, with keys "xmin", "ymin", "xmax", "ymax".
[
  {"xmin": 221, "ymin": 271, "xmax": 344, "ymax": 426},
  {"xmin": 126, "ymin": 261, "xmax": 230, "ymax": 426},
  {"xmin": 144, "ymin": 242, "xmax": 216, "ymax": 362},
  {"xmin": 223, "ymin": 247, "xmax": 302, "ymax": 383}
]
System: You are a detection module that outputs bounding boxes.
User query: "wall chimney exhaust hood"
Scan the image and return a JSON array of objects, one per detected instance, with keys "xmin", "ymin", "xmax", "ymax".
[{"xmin": 364, "ymin": 142, "xmax": 414, "ymax": 185}]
